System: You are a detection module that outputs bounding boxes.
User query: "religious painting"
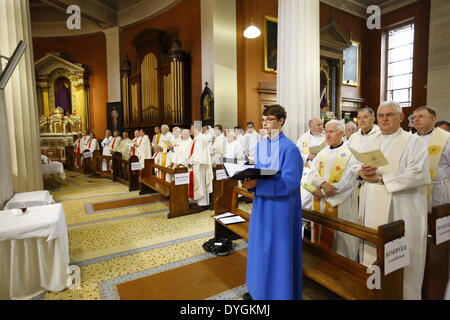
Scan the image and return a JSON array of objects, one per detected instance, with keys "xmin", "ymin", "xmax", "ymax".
[
  {"xmin": 264, "ymin": 16, "xmax": 278, "ymax": 73},
  {"xmin": 107, "ymin": 102, "xmax": 124, "ymax": 133},
  {"xmin": 342, "ymin": 41, "xmax": 360, "ymax": 86},
  {"xmin": 200, "ymin": 82, "xmax": 214, "ymax": 126},
  {"xmin": 54, "ymin": 77, "xmax": 72, "ymax": 114}
]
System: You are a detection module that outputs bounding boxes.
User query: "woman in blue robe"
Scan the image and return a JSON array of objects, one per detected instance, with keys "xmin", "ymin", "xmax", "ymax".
[{"xmin": 243, "ymin": 105, "xmax": 303, "ymax": 300}]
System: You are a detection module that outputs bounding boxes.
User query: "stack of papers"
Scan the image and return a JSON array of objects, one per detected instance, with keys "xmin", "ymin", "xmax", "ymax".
[{"xmin": 214, "ymin": 212, "xmax": 246, "ymax": 225}]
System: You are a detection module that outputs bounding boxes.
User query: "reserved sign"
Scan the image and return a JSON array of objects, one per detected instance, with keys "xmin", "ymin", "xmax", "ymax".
[
  {"xmin": 175, "ymin": 173, "xmax": 189, "ymax": 185},
  {"xmin": 216, "ymin": 169, "xmax": 227, "ymax": 181},
  {"xmin": 131, "ymin": 162, "xmax": 141, "ymax": 171},
  {"xmin": 384, "ymin": 236, "xmax": 410, "ymax": 276},
  {"xmin": 436, "ymin": 216, "xmax": 450, "ymax": 245}
]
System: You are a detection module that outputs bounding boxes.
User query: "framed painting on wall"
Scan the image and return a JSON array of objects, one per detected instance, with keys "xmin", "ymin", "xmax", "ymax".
[
  {"xmin": 264, "ymin": 16, "xmax": 278, "ymax": 73},
  {"xmin": 342, "ymin": 40, "xmax": 360, "ymax": 86}
]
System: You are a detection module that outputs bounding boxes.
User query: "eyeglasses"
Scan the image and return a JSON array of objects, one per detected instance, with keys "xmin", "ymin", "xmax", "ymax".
[
  {"xmin": 261, "ymin": 117, "xmax": 278, "ymax": 123},
  {"xmin": 377, "ymin": 112, "xmax": 399, "ymax": 119}
]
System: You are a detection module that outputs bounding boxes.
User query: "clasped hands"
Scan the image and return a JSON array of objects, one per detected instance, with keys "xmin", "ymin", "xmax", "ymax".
[
  {"xmin": 313, "ymin": 182, "xmax": 337, "ymax": 199},
  {"xmin": 359, "ymin": 165, "xmax": 381, "ymax": 183}
]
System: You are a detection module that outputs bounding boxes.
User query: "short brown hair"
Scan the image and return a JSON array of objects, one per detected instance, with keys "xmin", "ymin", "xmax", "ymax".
[
  {"xmin": 263, "ymin": 104, "xmax": 287, "ymax": 126},
  {"xmin": 414, "ymin": 106, "xmax": 437, "ymax": 117}
]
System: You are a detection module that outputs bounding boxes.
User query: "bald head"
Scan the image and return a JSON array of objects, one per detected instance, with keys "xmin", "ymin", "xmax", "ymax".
[{"xmin": 309, "ymin": 117, "xmax": 323, "ymax": 136}]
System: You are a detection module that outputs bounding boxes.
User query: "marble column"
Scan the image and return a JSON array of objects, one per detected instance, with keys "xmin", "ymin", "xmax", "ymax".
[
  {"xmin": 0, "ymin": 0, "xmax": 43, "ymax": 193},
  {"xmin": 201, "ymin": 0, "xmax": 238, "ymax": 128},
  {"xmin": 277, "ymin": 0, "xmax": 320, "ymax": 141}
]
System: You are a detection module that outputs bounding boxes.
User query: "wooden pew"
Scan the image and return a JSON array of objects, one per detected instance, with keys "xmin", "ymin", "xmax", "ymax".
[
  {"xmin": 209, "ymin": 165, "xmax": 238, "ymax": 211},
  {"xmin": 422, "ymin": 203, "xmax": 450, "ymax": 300},
  {"xmin": 64, "ymin": 146, "xmax": 89, "ymax": 174},
  {"xmin": 112, "ymin": 152, "xmax": 140, "ymax": 191},
  {"xmin": 214, "ymin": 186, "xmax": 405, "ymax": 300},
  {"xmin": 140, "ymin": 158, "xmax": 203, "ymax": 219},
  {"xmin": 92, "ymin": 150, "xmax": 113, "ymax": 178}
]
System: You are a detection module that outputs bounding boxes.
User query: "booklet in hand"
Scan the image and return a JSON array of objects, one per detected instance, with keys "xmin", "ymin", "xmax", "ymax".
[{"xmin": 227, "ymin": 167, "xmax": 279, "ymax": 180}]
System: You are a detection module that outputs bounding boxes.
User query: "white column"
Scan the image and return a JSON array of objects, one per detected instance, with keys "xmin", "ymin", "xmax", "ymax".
[
  {"xmin": 277, "ymin": 0, "xmax": 320, "ymax": 141},
  {"xmin": 0, "ymin": 89, "xmax": 13, "ymax": 207},
  {"xmin": 103, "ymin": 27, "xmax": 121, "ymax": 103},
  {"xmin": 427, "ymin": 0, "xmax": 450, "ymax": 121},
  {"xmin": 0, "ymin": 0, "xmax": 43, "ymax": 193},
  {"xmin": 201, "ymin": 0, "xmax": 238, "ymax": 128}
]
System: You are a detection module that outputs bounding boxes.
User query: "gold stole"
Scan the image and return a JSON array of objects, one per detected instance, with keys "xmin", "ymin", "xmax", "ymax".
[
  {"xmin": 155, "ymin": 133, "xmax": 161, "ymax": 145},
  {"xmin": 312, "ymin": 147, "xmax": 351, "ymax": 250},
  {"xmin": 426, "ymin": 128, "xmax": 450, "ymax": 204}
]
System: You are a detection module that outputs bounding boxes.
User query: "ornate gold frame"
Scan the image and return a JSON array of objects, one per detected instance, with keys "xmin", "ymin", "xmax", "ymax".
[
  {"xmin": 342, "ymin": 40, "xmax": 361, "ymax": 87},
  {"xmin": 264, "ymin": 15, "xmax": 278, "ymax": 73}
]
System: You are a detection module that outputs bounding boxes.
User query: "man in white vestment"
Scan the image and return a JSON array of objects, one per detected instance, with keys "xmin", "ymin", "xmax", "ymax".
[
  {"xmin": 119, "ymin": 131, "xmax": 132, "ymax": 161},
  {"xmin": 244, "ymin": 122, "xmax": 259, "ymax": 164},
  {"xmin": 347, "ymin": 108, "xmax": 380, "ymax": 152},
  {"xmin": 413, "ymin": 106, "xmax": 450, "ymax": 300},
  {"xmin": 101, "ymin": 130, "xmax": 113, "ymax": 171},
  {"xmin": 359, "ymin": 101, "xmax": 430, "ymax": 300},
  {"xmin": 297, "ymin": 117, "xmax": 326, "ymax": 209},
  {"xmin": 86, "ymin": 132, "xmax": 99, "ymax": 153},
  {"xmin": 304, "ymin": 120, "xmax": 361, "ymax": 261},
  {"xmin": 296, "ymin": 117, "xmax": 325, "ymax": 166},
  {"xmin": 110, "ymin": 130, "xmax": 122, "ymax": 154},
  {"xmin": 80, "ymin": 130, "xmax": 91, "ymax": 151},
  {"xmin": 170, "ymin": 127, "xmax": 182, "ymax": 164},
  {"xmin": 234, "ymin": 127, "xmax": 245, "ymax": 151},
  {"xmin": 344, "ymin": 121, "xmax": 357, "ymax": 141},
  {"xmin": 188, "ymin": 124, "xmax": 213, "ymax": 209},
  {"xmin": 171, "ymin": 129, "xmax": 193, "ymax": 168},
  {"xmin": 131, "ymin": 130, "xmax": 141, "ymax": 159},
  {"xmin": 154, "ymin": 124, "xmax": 176, "ymax": 181},
  {"xmin": 211, "ymin": 125, "xmax": 226, "ymax": 166},
  {"xmin": 435, "ymin": 120, "xmax": 450, "ymax": 132},
  {"xmin": 138, "ymin": 129, "xmax": 152, "ymax": 170},
  {"xmin": 225, "ymin": 131, "xmax": 245, "ymax": 162}
]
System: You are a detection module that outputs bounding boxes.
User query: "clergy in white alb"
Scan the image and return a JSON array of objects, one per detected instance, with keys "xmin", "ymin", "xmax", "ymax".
[
  {"xmin": 137, "ymin": 129, "xmax": 152, "ymax": 170},
  {"xmin": 304, "ymin": 120, "xmax": 361, "ymax": 261},
  {"xmin": 244, "ymin": 122, "xmax": 259, "ymax": 164},
  {"xmin": 119, "ymin": 131, "xmax": 132, "ymax": 161},
  {"xmin": 347, "ymin": 108, "xmax": 380, "ymax": 152},
  {"xmin": 188, "ymin": 125, "xmax": 213, "ymax": 208},
  {"xmin": 413, "ymin": 106, "xmax": 450, "ymax": 209},
  {"xmin": 344, "ymin": 121, "xmax": 357, "ymax": 141},
  {"xmin": 211, "ymin": 125, "xmax": 226, "ymax": 166},
  {"xmin": 225, "ymin": 131, "xmax": 245, "ymax": 163},
  {"xmin": 359, "ymin": 101, "xmax": 430, "ymax": 300},
  {"xmin": 171, "ymin": 129, "xmax": 192, "ymax": 168},
  {"xmin": 101, "ymin": 130, "xmax": 113, "ymax": 172},
  {"xmin": 154, "ymin": 125, "xmax": 176, "ymax": 181},
  {"xmin": 110, "ymin": 130, "xmax": 122, "ymax": 154},
  {"xmin": 81, "ymin": 130, "xmax": 91, "ymax": 152},
  {"xmin": 86, "ymin": 133, "xmax": 99, "ymax": 153}
]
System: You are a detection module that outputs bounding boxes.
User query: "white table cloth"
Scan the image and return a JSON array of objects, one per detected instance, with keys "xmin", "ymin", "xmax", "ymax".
[
  {"xmin": 42, "ymin": 162, "xmax": 66, "ymax": 180},
  {"xmin": 0, "ymin": 204, "xmax": 70, "ymax": 300},
  {"xmin": 4, "ymin": 190, "xmax": 55, "ymax": 211}
]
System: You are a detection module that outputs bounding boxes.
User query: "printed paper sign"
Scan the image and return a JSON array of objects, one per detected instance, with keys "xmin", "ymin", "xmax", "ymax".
[
  {"xmin": 384, "ymin": 236, "xmax": 411, "ymax": 276},
  {"xmin": 83, "ymin": 152, "xmax": 92, "ymax": 159},
  {"xmin": 216, "ymin": 169, "xmax": 228, "ymax": 181},
  {"xmin": 175, "ymin": 173, "xmax": 189, "ymax": 185},
  {"xmin": 131, "ymin": 162, "xmax": 141, "ymax": 171},
  {"xmin": 436, "ymin": 216, "xmax": 450, "ymax": 245}
]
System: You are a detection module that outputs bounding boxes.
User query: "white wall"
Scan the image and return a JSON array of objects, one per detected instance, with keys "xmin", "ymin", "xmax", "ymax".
[{"xmin": 427, "ymin": 0, "xmax": 450, "ymax": 121}]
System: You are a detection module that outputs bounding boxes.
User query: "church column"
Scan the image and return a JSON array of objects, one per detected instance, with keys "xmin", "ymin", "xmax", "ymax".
[
  {"xmin": 201, "ymin": 0, "xmax": 238, "ymax": 128},
  {"xmin": 277, "ymin": 0, "xmax": 320, "ymax": 140},
  {"xmin": 0, "ymin": 0, "xmax": 43, "ymax": 192}
]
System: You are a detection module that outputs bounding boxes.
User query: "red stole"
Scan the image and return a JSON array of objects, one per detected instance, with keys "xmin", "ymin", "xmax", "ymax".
[
  {"xmin": 111, "ymin": 138, "xmax": 117, "ymax": 150},
  {"xmin": 87, "ymin": 139, "xmax": 93, "ymax": 150},
  {"xmin": 76, "ymin": 140, "xmax": 81, "ymax": 153},
  {"xmin": 188, "ymin": 140, "xmax": 196, "ymax": 199}
]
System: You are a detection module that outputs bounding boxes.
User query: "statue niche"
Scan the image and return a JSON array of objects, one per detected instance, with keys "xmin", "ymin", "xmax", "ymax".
[{"xmin": 54, "ymin": 77, "xmax": 72, "ymax": 114}]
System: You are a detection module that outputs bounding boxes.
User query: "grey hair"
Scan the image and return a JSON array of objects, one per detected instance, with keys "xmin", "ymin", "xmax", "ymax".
[
  {"xmin": 325, "ymin": 119, "xmax": 345, "ymax": 132},
  {"xmin": 161, "ymin": 124, "xmax": 169, "ymax": 130},
  {"xmin": 346, "ymin": 121, "xmax": 358, "ymax": 129},
  {"xmin": 379, "ymin": 101, "xmax": 402, "ymax": 114},
  {"xmin": 358, "ymin": 107, "xmax": 375, "ymax": 118},
  {"xmin": 308, "ymin": 116, "xmax": 322, "ymax": 128}
]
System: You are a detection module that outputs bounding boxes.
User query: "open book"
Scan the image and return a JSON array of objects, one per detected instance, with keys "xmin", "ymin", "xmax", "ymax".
[
  {"xmin": 348, "ymin": 146, "xmax": 389, "ymax": 167},
  {"xmin": 222, "ymin": 162, "xmax": 279, "ymax": 180}
]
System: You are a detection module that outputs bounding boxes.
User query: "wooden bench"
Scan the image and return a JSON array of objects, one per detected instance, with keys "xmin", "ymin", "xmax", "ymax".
[
  {"xmin": 214, "ymin": 186, "xmax": 405, "ymax": 300},
  {"xmin": 92, "ymin": 150, "xmax": 113, "ymax": 179},
  {"xmin": 209, "ymin": 165, "xmax": 239, "ymax": 211},
  {"xmin": 112, "ymin": 152, "xmax": 140, "ymax": 191},
  {"xmin": 422, "ymin": 203, "xmax": 450, "ymax": 300},
  {"xmin": 64, "ymin": 146, "xmax": 91, "ymax": 174},
  {"xmin": 140, "ymin": 158, "xmax": 203, "ymax": 219}
]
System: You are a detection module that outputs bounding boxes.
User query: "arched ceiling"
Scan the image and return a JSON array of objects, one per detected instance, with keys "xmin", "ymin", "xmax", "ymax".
[{"xmin": 30, "ymin": 0, "xmax": 181, "ymax": 37}]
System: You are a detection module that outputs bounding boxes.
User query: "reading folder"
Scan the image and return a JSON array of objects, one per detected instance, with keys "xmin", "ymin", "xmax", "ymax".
[{"xmin": 226, "ymin": 168, "xmax": 279, "ymax": 180}]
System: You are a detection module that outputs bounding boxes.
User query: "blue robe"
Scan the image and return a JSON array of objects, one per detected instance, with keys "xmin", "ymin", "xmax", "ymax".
[{"xmin": 246, "ymin": 132, "xmax": 303, "ymax": 300}]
